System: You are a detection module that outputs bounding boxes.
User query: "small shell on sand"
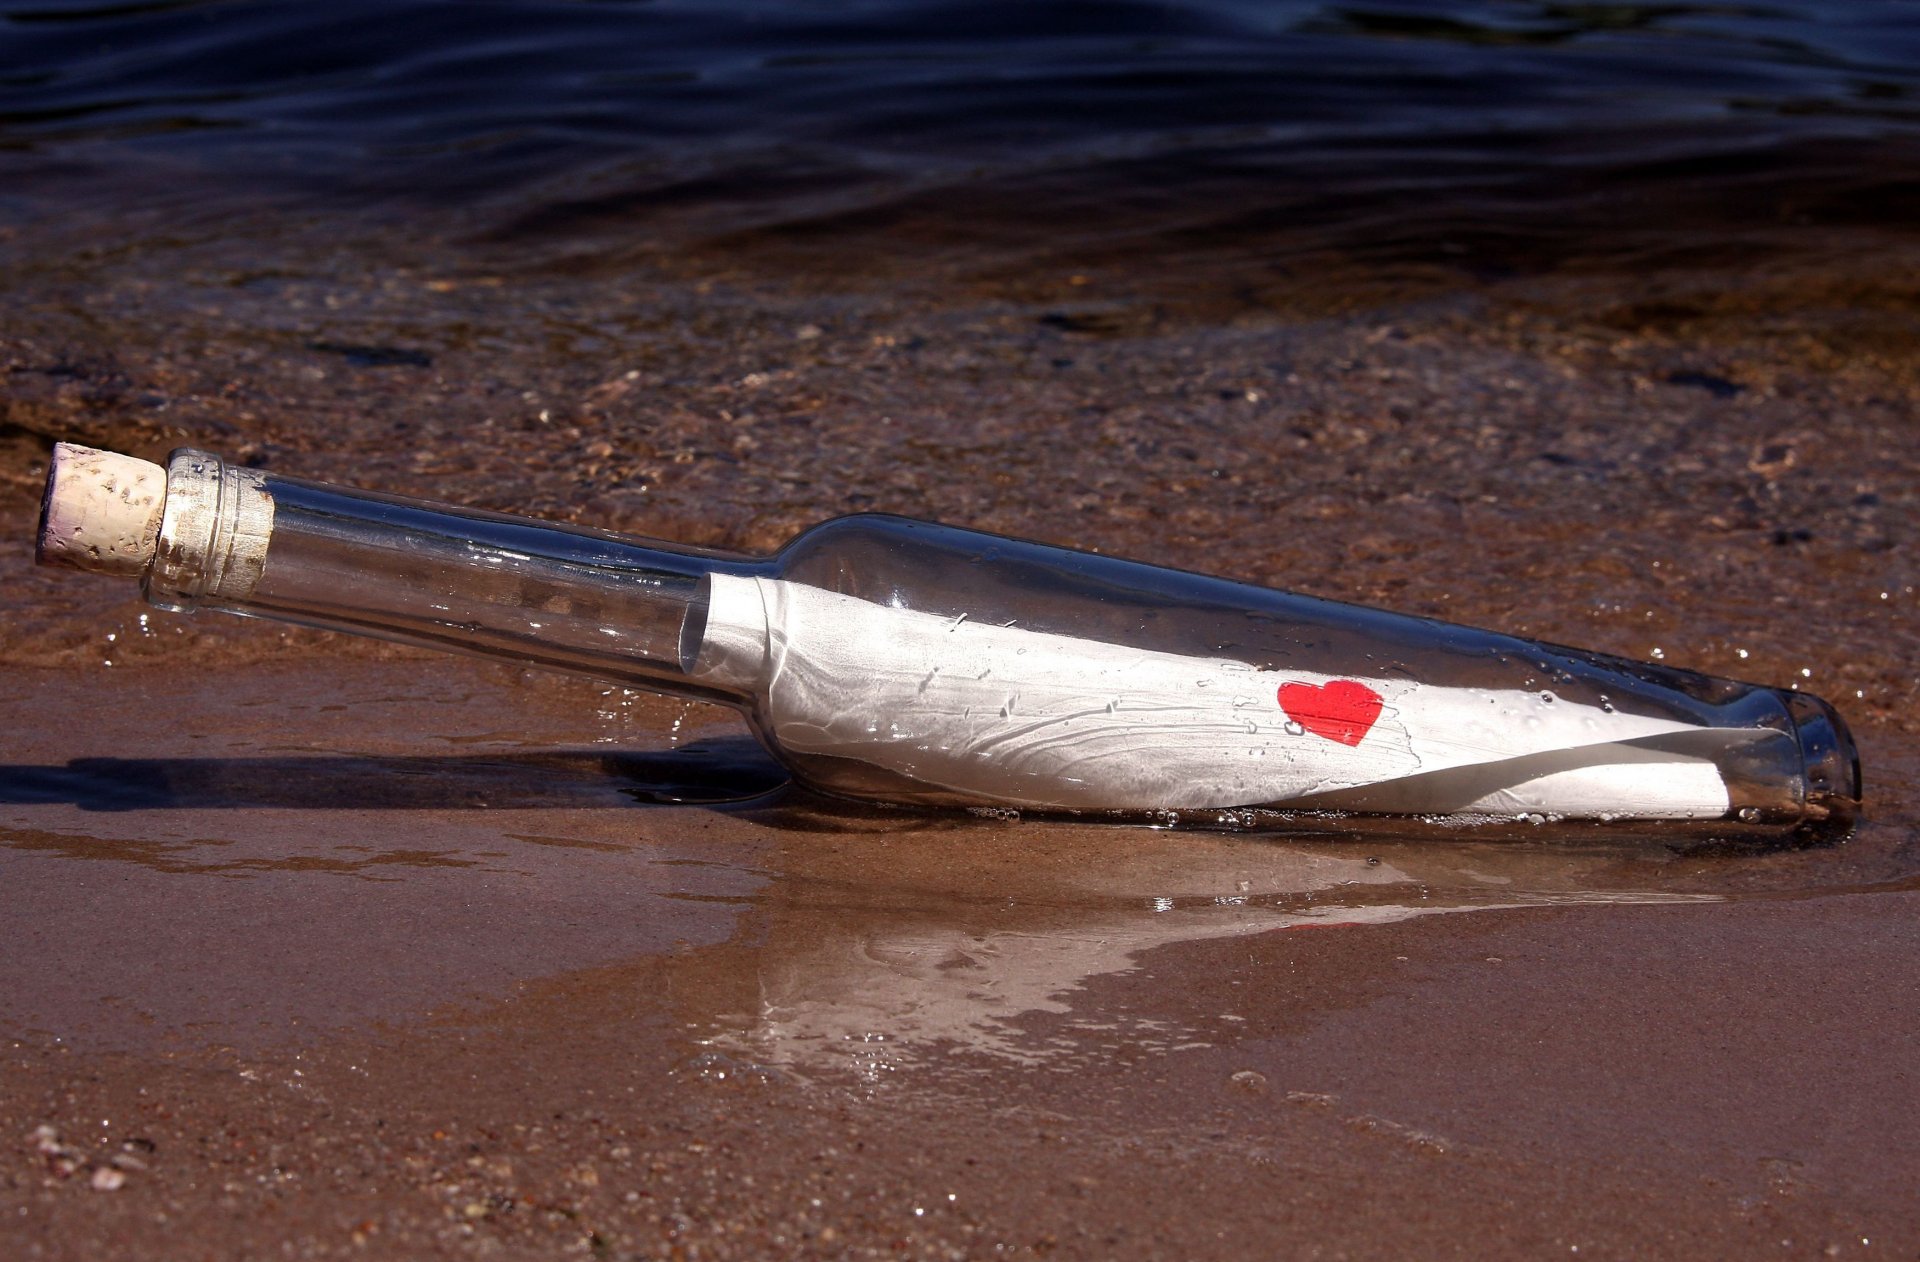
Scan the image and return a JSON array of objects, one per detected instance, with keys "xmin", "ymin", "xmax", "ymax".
[{"xmin": 36, "ymin": 443, "xmax": 167, "ymax": 577}]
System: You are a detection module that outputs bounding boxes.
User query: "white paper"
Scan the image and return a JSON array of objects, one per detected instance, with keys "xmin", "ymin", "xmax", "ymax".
[{"xmin": 692, "ymin": 575, "xmax": 1740, "ymax": 819}]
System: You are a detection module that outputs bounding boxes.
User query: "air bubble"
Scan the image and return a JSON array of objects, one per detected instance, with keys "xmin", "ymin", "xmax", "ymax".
[{"xmin": 1283, "ymin": 720, "xmax": 1305, "ymax": 737}]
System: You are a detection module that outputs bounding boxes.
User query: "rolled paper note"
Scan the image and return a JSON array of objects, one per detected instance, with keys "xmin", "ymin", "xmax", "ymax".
[{"xmin": 692, "ymin": 574, "xmax": 1742, "ymax": 818}]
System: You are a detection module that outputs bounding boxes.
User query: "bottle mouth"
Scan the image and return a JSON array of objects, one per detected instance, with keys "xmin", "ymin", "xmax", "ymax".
[
  {"xmin": 145, "ymin": 449, "xmax": 276, "ymax": 612},
  {"xmin": 1785, "ymin": 690, "xmax": 1861, "ymax": 835}
]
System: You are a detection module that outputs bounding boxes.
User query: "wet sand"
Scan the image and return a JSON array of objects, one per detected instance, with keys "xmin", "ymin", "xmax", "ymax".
[{"xmin": 4, "ymin": 198, "xmax": 1920, "ymax": 1257}]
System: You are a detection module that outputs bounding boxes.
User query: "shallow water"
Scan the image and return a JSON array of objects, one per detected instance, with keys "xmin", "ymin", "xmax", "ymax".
[
  {"xmin": 5, "ymin": 3, "xmax": 1920, "ymax": 1257},
  {"xmin": 1, "ymin": 656, "xmax": 1914, "ymax": 1061}
]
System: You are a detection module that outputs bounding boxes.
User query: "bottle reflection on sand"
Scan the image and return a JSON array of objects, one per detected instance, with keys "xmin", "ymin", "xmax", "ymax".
[{"xmin": 687, "ymin": 822, "xmax": 1718, "ymax": 1083}]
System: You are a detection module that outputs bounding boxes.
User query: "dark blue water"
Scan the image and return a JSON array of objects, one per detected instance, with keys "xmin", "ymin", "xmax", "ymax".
[{"xmin": 5, "ymin": 0, "xmax": 1919, "ymax": 268}]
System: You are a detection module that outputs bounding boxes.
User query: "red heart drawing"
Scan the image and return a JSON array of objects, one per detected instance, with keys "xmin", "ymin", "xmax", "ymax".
[{"xmin": 1278, "ymin": 680, "xmax": 1383, "ymax": 747}]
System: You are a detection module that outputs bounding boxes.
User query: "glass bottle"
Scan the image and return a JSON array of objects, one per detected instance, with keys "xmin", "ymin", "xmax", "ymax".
[{"xmin": 41, "ymin": 446, "xmax": 1858, "ymax": 841}]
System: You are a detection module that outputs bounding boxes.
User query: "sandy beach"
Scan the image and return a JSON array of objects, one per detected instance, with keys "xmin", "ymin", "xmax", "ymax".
[{"xmin": 5, "ymin": 202, "xmax": 1918, "ymax": 1255}]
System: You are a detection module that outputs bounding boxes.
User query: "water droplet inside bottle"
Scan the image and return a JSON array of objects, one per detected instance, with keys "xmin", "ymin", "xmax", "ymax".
[
  {"xmin": 1737, "ymin": 806, "xmax": 1762, "ymax": 824},
  {"xmin": 1283, "ymin": 720, "xmax": 1305, "ymax": 737}
]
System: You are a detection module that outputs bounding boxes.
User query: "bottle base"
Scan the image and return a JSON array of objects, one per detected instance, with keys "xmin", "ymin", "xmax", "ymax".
[{"xmin": 1785, "ymin": 690, "xmax": 1861, "ymax": 839}]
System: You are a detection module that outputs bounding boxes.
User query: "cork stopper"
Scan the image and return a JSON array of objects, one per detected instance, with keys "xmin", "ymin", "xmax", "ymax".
[{"xmin": 36, "ymin": 443, "xmax": 168, "ymax": 577}]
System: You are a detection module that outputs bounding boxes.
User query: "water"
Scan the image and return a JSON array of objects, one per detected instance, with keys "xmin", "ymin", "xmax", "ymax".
[{"xmin": 5, "ymin": 0, "xmax": 1919, "ymax": 273}]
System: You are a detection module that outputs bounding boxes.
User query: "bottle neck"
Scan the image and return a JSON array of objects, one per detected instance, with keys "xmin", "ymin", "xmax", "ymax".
[{"xmin": 145, "ymin": 450, "xmax": 758, "ymax": 704}]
